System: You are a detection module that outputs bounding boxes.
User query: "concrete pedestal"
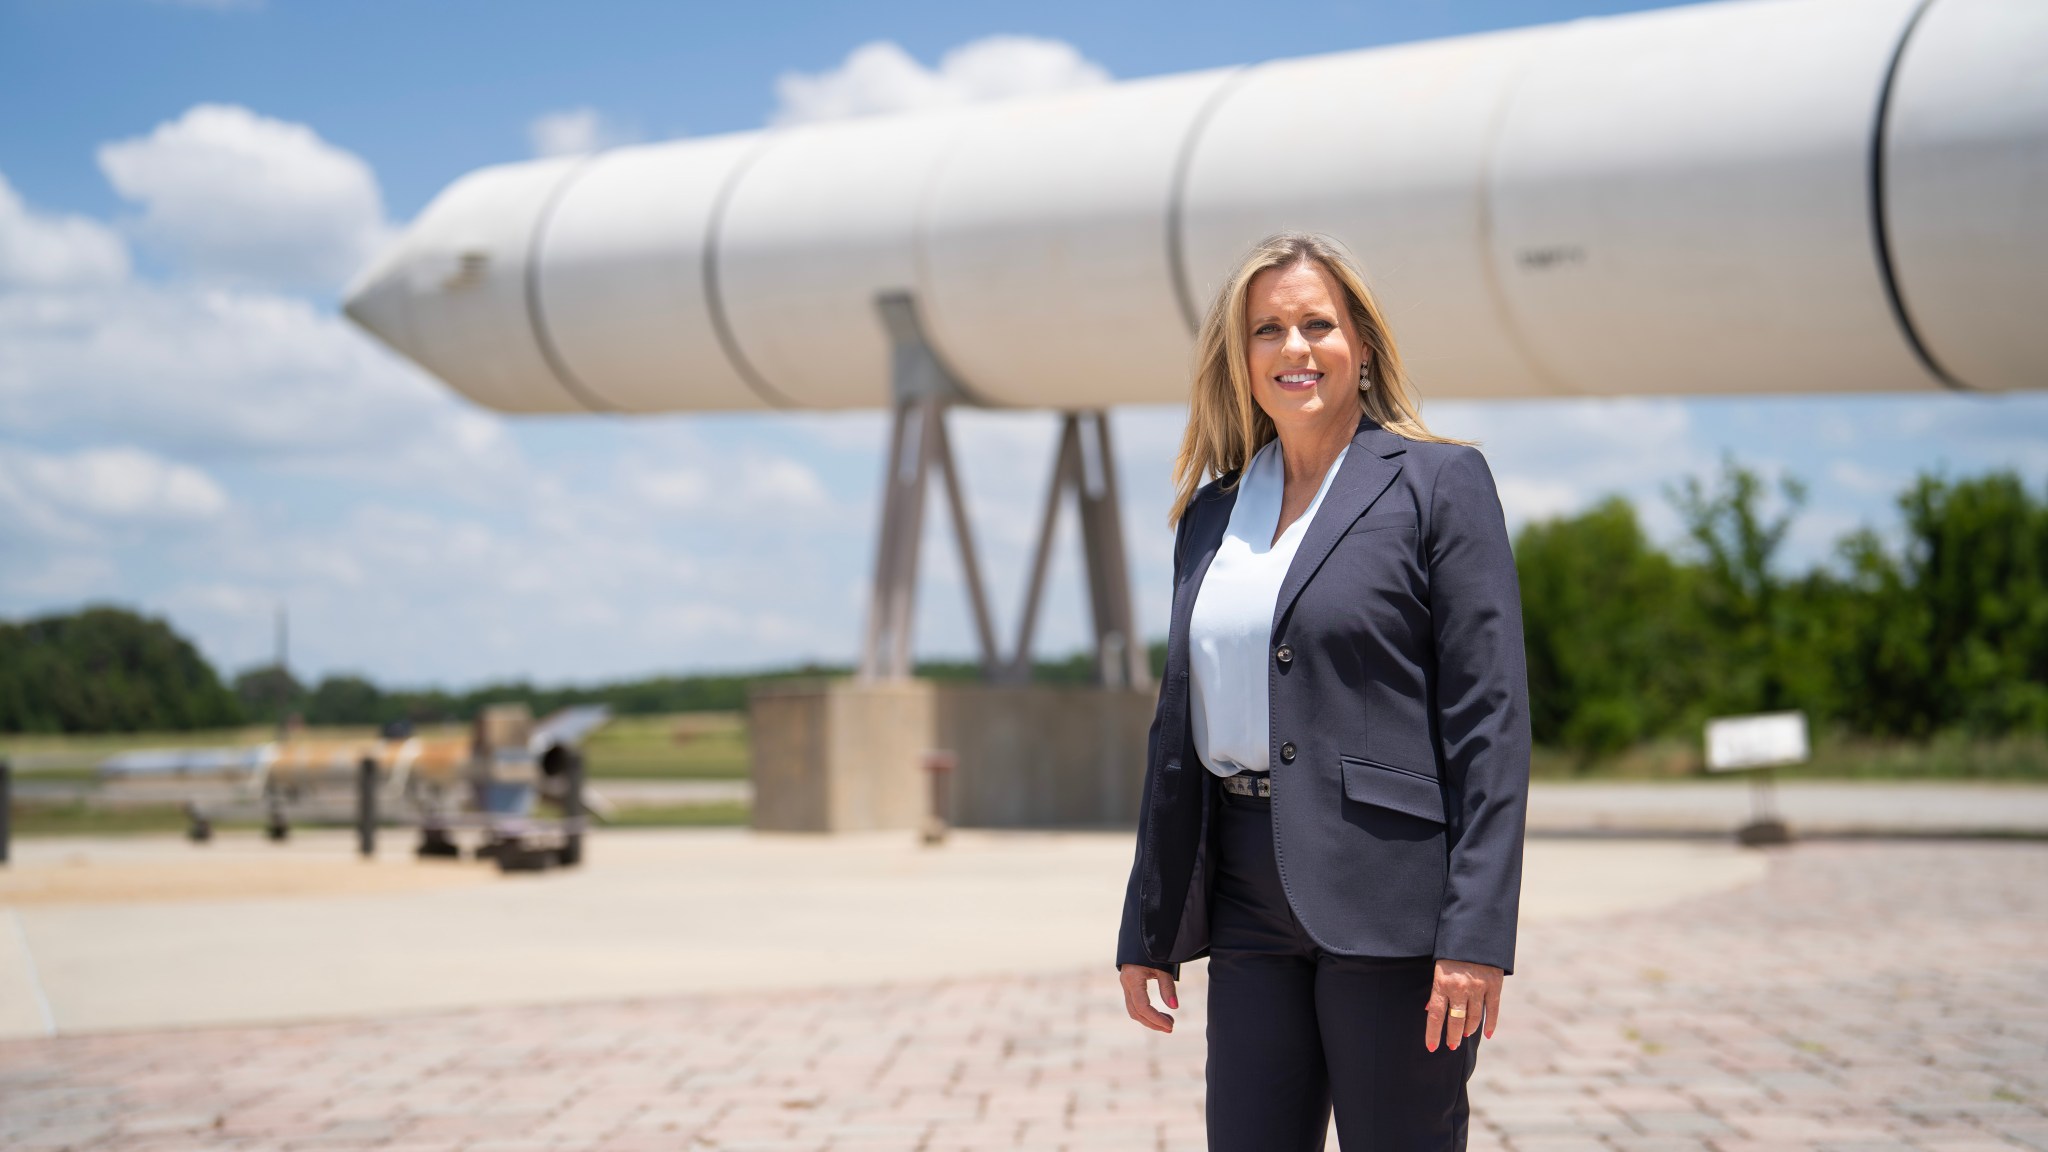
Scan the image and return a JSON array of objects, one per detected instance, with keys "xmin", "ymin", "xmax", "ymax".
[{"xmin": 747, "ymin": 678, "xmax": 1155, "ymax": 832}]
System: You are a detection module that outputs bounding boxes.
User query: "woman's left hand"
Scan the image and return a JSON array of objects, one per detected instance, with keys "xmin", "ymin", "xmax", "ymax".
[{"xmin": 1425, "ymin": 958, "xmax": 1503, "ymax": 1052}]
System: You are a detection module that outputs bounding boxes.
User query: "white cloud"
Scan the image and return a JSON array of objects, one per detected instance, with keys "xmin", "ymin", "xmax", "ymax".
[
  {"xmin": 1827, "ymin": 459, "xmax": 1897, "ymax": 497},
  {"xmin": 0, "ymin": 444, "xmax": 229, "ymax": 604},
  {"xmin": 622, "ymin": 448, "xmax": 830, "ymax": 519},
  {"xmin": 1493, "ymin": 475, "xmax": 1585, "ymax": 524},
  {"xmin": 772, "ymin": 35, "xmax": 1110, "ymax": 124},
  {"xmin": 1, "ymin": 444, "xmax": 226, "ymax": 522},
  {"xmin": 627, "ymin": 462, "xmax": 710, "ymax": 511},
  {"xmin": 0, "ymin": 276, "xmax": 516, "ymax": 490},
  {"xmin": 1426, "ymin": 397, "xmax": 1704, "ymax": 541},
  {"xmin": 0, "ymin": 173, "xmax": 129, "ymax": 289},
  {"xmin": 0, "ymin": 150, "xmax": 509, "ymax": 491},
  {"xmin": 0, "ymin": 127, "xmax": 557, "ymax": 677},
  {"xmin": 97, "ymin": 104, "xmax": 389, "ymax": 292},
  {"xmin": 528, "ymin": 107, "xmax": 635, "ymax": 157},
  {"xmin": 742, "ymin": 455, "xmax": 829, "ymax": 510},
  {"xmin": 133, "ymin": 423, "xmax": 878, "ymax": 683}
]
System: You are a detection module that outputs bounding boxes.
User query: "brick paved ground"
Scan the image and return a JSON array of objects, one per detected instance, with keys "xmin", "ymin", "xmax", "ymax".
[{"xmin": 2, "ymin": 841, "xmax": 2043, "ymax": 1152}]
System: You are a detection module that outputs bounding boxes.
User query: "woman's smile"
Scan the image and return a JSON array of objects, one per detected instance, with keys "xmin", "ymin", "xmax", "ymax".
[{"xmin": 1242, "ymin": 260, "xmax": 1367, "ymax": 434}]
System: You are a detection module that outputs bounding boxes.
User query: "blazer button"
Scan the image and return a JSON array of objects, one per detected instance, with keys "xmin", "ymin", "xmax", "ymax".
[
  {"xmin": 1279, "ymin": 742, "xmax": 1296, "ymax": 763},
  {"xmin": 1275, "ymin": 644, "xmax": 1293, "ymax": 666}
]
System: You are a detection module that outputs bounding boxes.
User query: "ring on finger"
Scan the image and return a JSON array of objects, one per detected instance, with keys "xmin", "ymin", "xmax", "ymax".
[{"xmin": 1447, "ymin": 1006, "xmax": 1467, "ymax": 1019}]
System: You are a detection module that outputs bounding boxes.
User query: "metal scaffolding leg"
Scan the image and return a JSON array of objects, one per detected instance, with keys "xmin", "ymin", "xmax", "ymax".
[
  {"xmin": 859, "ymin": 292, "xmax": 1146, "ymax": 689},
  {"xmin": 930, "ymin": 409, "xmax": 1001, "ymax": 678},
  {"xmin": 1008, "ymin": 415, "xmax": 1078, "ymax": 683},
  {"xmin": 1008, "ymin": 412, "xmax": 1147, "ymax": 689},
  {"xmin": 861, "ymin": 395, "xmax": 936, "ymax": 681},
  {"xmin": 1075, "ymin": 412, "xmax": 1148, "ymax": 689}
]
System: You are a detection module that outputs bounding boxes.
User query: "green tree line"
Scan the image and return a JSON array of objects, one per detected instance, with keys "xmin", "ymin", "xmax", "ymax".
[
  {"xmin": 0, "ymin": 607, "xmax": 241, "ymax": 733},
  {"xmin": 227, "ymin": 663, "xmax": 850, "ymax": 728},
  {"xmin": 3, "ymin": 463, "xmax": 2043, "ymax": 751},
  {"xmin": 1518, "ymin": 460, "xmax": 2048, "ymax": 758},
  {"xmin": 234, "ymin": 650, "xmax": 1126, "ymax": 728}
]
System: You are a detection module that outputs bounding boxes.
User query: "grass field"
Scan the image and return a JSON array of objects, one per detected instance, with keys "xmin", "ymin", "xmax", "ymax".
[
  {"xmin": 1, "ymin": 712, "xmax": 753, "ymax": 835},
  {"xmin": 1, "ymin": 724, "xmax": 282, "ymax": 773},
  {"xmin": 580, "ymin": 712, "xmax": 749, "ymax": 779},
  {"xmin": 0, "ymin": 722, "xmax": 469, "ymax": 772},
  {"xmin": 5, "ymin": 799, "xmax": 751, "ymax": 836},
  {"xmin": 0, "ymin": 713, "xmax": 749, "ymax": 780},
  {"xmin": 5, "ymin": 801, "xmax": 261, "ymax": 837},
  {"xmin": 600, "ymin": 801, "xmax": 749, "ymax": 827}
]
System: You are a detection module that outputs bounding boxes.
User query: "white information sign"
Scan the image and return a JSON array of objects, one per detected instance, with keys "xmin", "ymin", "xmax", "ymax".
[{"xmin": 1704, "ymin": 711, "xmax": 1810, "ymax": 772}]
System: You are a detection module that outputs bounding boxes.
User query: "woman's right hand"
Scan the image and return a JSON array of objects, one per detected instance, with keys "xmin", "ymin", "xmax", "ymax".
[{"xmin": 1118, "ymin": 964, "xmax": 1178, "ymax": 1033}]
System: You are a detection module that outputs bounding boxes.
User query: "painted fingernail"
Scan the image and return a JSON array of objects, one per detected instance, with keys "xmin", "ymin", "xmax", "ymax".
[{"xmin": 1168, "ymin": 997, "xmax": 1178, "ymax": 1009}]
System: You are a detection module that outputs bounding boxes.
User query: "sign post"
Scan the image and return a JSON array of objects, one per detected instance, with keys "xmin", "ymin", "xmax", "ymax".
[
  {"xmin": 922, "ymin": 750, "xmax": 957, "ymax": 846},
  {"xmin": 357, "ymin": 755, "xmax": 378, "ymax": 859},
  {"xmin": 1703, "ymin": 711, "xmax": 1808, "ymax": 846}
]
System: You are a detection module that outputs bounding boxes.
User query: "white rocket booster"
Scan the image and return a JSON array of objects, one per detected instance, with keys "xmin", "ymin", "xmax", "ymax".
[{"xmin": 342, "ymin": 0, "xmax": 2047, "ymax": 414}]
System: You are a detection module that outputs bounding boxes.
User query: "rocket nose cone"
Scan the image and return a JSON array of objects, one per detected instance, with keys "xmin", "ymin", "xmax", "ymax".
[{"xmin": 341, "ymin": 248, "xmax": 417, "ymax": 361}]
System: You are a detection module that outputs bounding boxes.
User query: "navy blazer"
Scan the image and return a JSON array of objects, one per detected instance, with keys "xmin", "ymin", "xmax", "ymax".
[{"xmin": 1116, "ymin": 414, "xmax": 1531, "ymax": 976}]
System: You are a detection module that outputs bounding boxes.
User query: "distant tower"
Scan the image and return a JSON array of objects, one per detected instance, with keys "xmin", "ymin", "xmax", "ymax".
[{"xmin": 274, "ymin": 603, "xmax": 290, "ymax": 741}]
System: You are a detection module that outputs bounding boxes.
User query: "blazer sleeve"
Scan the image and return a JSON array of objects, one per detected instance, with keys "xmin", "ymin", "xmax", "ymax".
[
  {"xmin": 1115, "ymin": 501, "xmax": 1192, "ymax": 975},
  {"xmin": 1114, "ymin": 696, "xmax": 1173, "ymax": 974},
  {"xmin": 1425, "ymin": 447, "xmax": 1532, "ymax": 975}
]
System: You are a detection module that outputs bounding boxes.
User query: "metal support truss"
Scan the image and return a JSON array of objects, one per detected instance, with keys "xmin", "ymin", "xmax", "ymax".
[{"xmin": 858, "ymin": 292, "xmax": 1148, "ymax": 689}]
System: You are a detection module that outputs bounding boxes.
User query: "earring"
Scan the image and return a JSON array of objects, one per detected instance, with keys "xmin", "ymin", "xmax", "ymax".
[{"xmin": 1358, "ymin": 361, "xmax": 1372, "ymax": 391}]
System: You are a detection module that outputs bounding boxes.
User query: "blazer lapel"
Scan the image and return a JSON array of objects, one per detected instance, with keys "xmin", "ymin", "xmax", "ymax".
[
  {"xmin": 1271, "ymin": 419, "xmax": 1404, "ymax": 636},
  {"xmin": 1147, "ymin": 481, "xmax": 1235, "ymax": 774},
  {"xmin": 1168, "ymin": 481, "xmax": 1235, "ymax": 673}
]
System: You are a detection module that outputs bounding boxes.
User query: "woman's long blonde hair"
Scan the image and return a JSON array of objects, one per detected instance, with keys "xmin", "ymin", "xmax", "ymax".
[{"xmin": 1168, "ymin": 232, "xmax": 1465, "ymax": 526}]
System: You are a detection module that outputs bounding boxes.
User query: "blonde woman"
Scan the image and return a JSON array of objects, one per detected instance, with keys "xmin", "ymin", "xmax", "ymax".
[{"xmin": 1116, "ymin": 233, "xmax": 1530, "ymax": 1150}]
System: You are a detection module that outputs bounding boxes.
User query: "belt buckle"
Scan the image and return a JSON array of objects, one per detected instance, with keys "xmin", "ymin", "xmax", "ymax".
[{"xmin": 1222, "ymin": 773, "xmax": 1272, "ymax": 798}]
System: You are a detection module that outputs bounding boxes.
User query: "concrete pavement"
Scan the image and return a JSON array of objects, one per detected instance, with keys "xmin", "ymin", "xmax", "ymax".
[
  {"xmin": 0, "ymin": 828, "xmax": 1762, "ymax": 1037},
  {"xmin": 0, "ymin": 839, "xmax": 2041, "ymax": 1151},
  {"xmin": 1525, "ymin": 780, "xmax": 2048, "ymax": 838},
  {"xmin": 17, "ymin": 777, "xmax": 2048, "ymax": 838}
]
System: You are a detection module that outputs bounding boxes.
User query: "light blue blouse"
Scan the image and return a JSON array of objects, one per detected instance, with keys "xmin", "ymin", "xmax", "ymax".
[{"xmin": 1188, "ymin": 437, "xmax": 1351, "ymax": 777}]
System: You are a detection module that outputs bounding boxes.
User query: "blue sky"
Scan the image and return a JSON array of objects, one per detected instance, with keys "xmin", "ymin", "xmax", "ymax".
[
  {"xmin": 0, "ymin": 0, "xmax": 2042, "ymax": 689},
  {"xmin": 3, "ymin": 0, "xmax": 1700, "ymax": 219}
]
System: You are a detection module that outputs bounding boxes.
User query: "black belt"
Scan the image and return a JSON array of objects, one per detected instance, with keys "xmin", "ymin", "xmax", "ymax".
[{"xmin": 1219, "ymin": 771, "xmax": 1273, "ymax": 798}]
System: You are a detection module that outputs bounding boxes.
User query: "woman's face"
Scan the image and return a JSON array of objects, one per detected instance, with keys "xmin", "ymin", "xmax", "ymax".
[{"xmin": 1243, "ymin": 259, "xmax": 1366, "ymax": 437}]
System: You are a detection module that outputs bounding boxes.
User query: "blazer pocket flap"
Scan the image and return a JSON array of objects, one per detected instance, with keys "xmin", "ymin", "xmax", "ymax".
[
  {"xmin": 1339, "ymin": 757, "xmax": 1446, "ymax": 824},
  {"xmin": 1342, "ymin": 511, "xmax": 1418, "ymax": 536}
]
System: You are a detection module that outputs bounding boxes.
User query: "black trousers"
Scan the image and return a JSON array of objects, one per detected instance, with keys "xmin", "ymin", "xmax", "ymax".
[{"xmin": 1205, "ymin": 782, "xmax": 1478, "ymax": 1152}]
